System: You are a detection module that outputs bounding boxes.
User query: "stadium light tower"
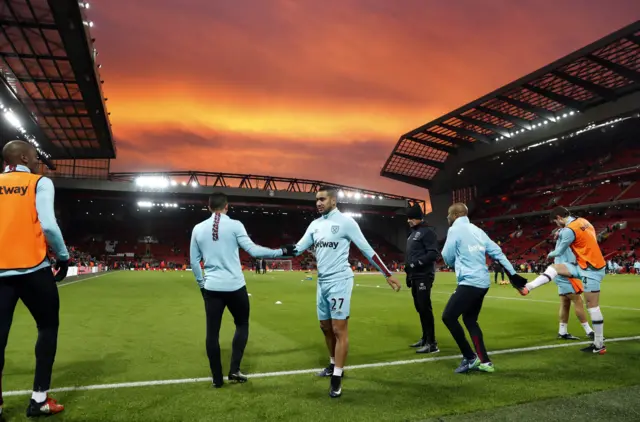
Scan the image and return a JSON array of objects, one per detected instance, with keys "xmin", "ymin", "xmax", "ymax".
[
  {"xmin": 3, "ymin": 110, "xmax": 21, "ymax": 128},
  {"xmin": 135, "ymin": 176, "xmax": 170, "ymax": 189}
]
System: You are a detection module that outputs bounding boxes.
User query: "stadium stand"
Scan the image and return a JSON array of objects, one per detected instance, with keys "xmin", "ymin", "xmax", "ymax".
[
  {"xmin": 51, "ymin": 179, "xmax": 410, "ymax": 273},
  {"xmin": 380, "ymin": 20, "xmax": 640, "ymax": 277}
]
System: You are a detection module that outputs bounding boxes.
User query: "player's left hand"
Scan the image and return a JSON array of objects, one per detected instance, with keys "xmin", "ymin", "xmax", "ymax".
[
  {"xmin": 281, "ymin": 244, "xmax": 296, "ymax": 256},
  {"xmin": 53, "ymin": 259, "xmax": 69, "ymax": 282},
  {"xmin": 507, "ymin": 273, "xmax": 527, "ymax": 290},
  {"xmin": 386, "ymin": 276, "xmax": 401, "ymax": 292}
]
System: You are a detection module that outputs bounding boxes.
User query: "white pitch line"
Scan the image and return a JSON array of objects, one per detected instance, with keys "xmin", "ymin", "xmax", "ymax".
[
  {"xmin": 3, "ymin": 335, "xmax": 640, "ymax": 397},
  {"xmin": 430, "ymin": 291, "xmax": 640, "ymax": 312},
  {"xmin": 355, "ymin": 284, "xmax": 640, "ymax": 312},
  {"xmin": 57, "ymin": 272, "xmax": 112, "ymax": 288}
]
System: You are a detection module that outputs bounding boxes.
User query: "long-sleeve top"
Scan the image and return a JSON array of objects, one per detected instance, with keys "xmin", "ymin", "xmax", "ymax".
[
  {"xmin": 441, "ymin": 216, "xmax": 516, "ymax": 289},
  {"xmin": 294, "ymin": 208, "xmax": 391, "ymax": 283},
  {"xmin": 190, "ymin": 212, "xmax": 283, "ymax": 291},
  {"xmin": 547, "ymin": 217, "xmax": 577, "ymax": 260}
]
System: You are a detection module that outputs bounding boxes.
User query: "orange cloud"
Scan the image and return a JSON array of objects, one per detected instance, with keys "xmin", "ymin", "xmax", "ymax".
[
  {"xmin": 110, "ymin": 126, "xmax": 427, "ymax": 198},
  {"xmin": 88, "ymin": 0, "xmax": 640, "ymax": 205}
]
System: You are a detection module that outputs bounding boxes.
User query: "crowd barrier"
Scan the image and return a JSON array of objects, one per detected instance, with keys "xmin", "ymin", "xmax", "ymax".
[{"xmin": 67, "ymin": 266, "xmax": 103, "ymax": 277}]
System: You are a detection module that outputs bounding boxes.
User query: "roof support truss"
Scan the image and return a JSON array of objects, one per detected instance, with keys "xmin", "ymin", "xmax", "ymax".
[
  {"xmin": 439, "ymin": 123, "xmax": 491, "ymax": 144},
  {"xmin": 550, "ymin": 70, "xmax": 618, "ymax": 102},
  {"xmin": 523, "ymin": 83, "xmax": 584, "ymax": 111},
  {"xmin": 496, "ymin": 96, "xmax": 556, "ymax": 122},
  {"xmin": 457, "ymin": 115, "xmax": 511, "ymax": 138},
  {"xmin": 475, "ymin": 106, "xmax": 532, "ymax": 130},
  {"xmin": 586, "ymin": 54, "xmax": 640, "ymax": 85},
  {"xmin": 404, "ymin": 135, "xmax": 457, "ymax": 154},
  {"xmin": 394, "ymin": 152, "xmax": 444, "ymax": 169}
]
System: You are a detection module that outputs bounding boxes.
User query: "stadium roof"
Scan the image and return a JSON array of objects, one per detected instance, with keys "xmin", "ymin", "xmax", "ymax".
[
  {"xmin": 49, "ymin": 170, "xmax": 425, "ymax": 211},
  {"xmin": 0, "ymin": 0, "xmax": 113, "ymax": 169},
  {"xmin": 107, "ymin": 170, "xmax": 424, "ymax": 203},
  {"xmin": 381, "ymin": 20, "xmax": 640, "ymax": 194}
]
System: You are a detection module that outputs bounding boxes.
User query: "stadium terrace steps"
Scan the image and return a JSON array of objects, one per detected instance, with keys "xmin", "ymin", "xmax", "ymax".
[
  {"xmin": 618, "ymin": 182, "xmax": 640, "ymax": 201},
  {"xmin": 570, "ymin": 187, "xmax": 596, "ymax": 206},
  {"xmin": 581, "ymin": 183, "xmax": 626, "ymax": 205}
]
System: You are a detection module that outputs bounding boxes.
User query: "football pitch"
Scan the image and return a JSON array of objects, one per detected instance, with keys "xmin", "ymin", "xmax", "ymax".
[{"xmin": 3, "ymin": 270, "xmax": 640, "ymax": 421}]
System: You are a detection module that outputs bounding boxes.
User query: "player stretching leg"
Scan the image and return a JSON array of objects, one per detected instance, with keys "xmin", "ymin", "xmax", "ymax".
[
  {"xmin": 518, "ymin": 207, "xmax": 606, "ymax": 354},
  {"xmin": 545, "ymin": 230, "xmax": 594, "ymax": 340},
  {"xmin": 282, "ymin": 186, "xmax": 401, "ymax": 398}
]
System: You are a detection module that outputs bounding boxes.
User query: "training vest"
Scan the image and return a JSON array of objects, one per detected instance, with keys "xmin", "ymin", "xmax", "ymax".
[
  {"xmin": 0, "ymin": 171, "xmax": 48, "ymax": 270},
  {"xmin": 566, "ymin": 217, "xmax": 606, "ymax": 270}
]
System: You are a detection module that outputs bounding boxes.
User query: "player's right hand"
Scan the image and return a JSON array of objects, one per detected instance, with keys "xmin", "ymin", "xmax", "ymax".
[
  {"xmin": 281, "ymin": 244, "xmax": 296, "ymax": 256},
  {"xmin": 387, "ymin": 276, "xmax": 401, "ymax": 292},
  {"xmin": 53, "ymin": 259, "xmax": 69, "ymax": 282}
]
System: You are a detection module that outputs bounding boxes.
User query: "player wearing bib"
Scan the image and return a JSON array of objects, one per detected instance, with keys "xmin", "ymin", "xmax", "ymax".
[
  {"xmin": 288, "ymin": 186, "xmax": 400, "ymax": 398},
  {"xmin": 0, "ymin": 141, "xmax": 69, "ymax": 417},
  {"xmin": 519, "ymin": 207, "xmax": 606, "ymax": 354},
  {"xmin": 550, "ymin": 237, "xmax": 594, "ymax": 341}
]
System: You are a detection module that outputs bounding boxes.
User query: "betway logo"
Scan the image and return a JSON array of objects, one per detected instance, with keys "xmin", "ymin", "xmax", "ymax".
[
  {"xmin": 314, "ymin": 240, "xmax": 339, "ymax": 250},
  {"xmin": 468, "ymin": 244, "xmax": 486, "ymax": 253},
  {"xmin": 0, "ymin": 186, "xmax": 28, "ymax": 196}
]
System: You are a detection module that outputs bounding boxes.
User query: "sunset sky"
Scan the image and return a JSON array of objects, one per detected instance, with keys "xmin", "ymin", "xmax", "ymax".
[{"xmin": 90, "ymin": 0, "xmax": 640, "ymax": 199}]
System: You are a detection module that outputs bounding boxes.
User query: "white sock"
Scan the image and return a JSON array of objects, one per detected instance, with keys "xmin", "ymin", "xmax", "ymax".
[
  {"xmin": 558, "ymin": 323, "xmax": 568, "ymax": 335},
  {"xmin": 525, "ymin": 266, "xmax": 557, "ymax": 291},
  {"xmin": 333, "ymin": 367, "xmax": 343, "ymax": 377},
  {"xmin": 32, "ymin": 391, "xmax": 47, "ymax": 403},
  {"xmin": 588, "ymin": 307, "xmax": 604, "ymax": 347},
  {"xmin": 581, "ymin": 321, "xmax": 593, "ymax": 335},
  {"xmin": 330, "ymin": 357, "xmax": 335, "ymax": 365}
]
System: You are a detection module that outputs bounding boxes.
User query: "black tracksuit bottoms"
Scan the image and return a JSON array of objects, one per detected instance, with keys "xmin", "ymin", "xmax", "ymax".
[
  {"xmin": 202, "ymin": 286, "xmax": 250, "ymax": 384},
  {"xmin": 0, "ymin": 267, "xmax": 60, "ymax": 404},
  {"xmin": 409, "ymin": 273, "xmax": 436, "ymax": 345},
  {"xmin": 441, "ymin": 285, "xmax": 491, "ymax": 363}
]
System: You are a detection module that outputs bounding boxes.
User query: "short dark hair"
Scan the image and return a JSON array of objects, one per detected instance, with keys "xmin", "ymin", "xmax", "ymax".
[
  {"xmin": 317, "ymin": 185, "xmax": 337, "ymax": 197},
  {"xmin": 208, "ymin": 192, "xmax": 228, "ymax": 211},
  {"xmin": 550, "ymin": 206, "xmax": 570, "ymax": 221}
]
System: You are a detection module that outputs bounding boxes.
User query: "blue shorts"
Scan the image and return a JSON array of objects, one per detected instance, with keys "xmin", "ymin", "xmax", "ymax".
[
  {"xmin": 563, "ymin": 263, "xmax": 605, "ymax": 293},
  {"xmin": 554, "ymin": 275, "xmax": 583, "ymax": 296},
  {"xmin": 317, "ymin": 278, "xmax": 353, "ymax": 321}
]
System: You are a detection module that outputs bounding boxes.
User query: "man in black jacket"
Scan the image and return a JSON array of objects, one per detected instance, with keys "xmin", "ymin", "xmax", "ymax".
[{"xmin": 405, "ymin": 204, "xmax": 440, "ymax": 354}]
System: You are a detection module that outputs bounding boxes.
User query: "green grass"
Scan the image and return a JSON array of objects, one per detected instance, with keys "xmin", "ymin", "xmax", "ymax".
[{"xmin": 2, "ymin": 270, "xmax": 640, "ymax": 421}]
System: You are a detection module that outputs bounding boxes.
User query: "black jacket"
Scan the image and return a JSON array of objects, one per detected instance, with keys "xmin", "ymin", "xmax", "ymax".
[{"xmin": 405, "ymin": 223, "xmax": 439, "ymax": 275}]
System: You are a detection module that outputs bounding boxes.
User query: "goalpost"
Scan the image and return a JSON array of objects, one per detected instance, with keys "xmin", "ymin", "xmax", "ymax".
[{"xmin": 265, "ymin": 260, "xmax": 292, "ymax": 272}]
